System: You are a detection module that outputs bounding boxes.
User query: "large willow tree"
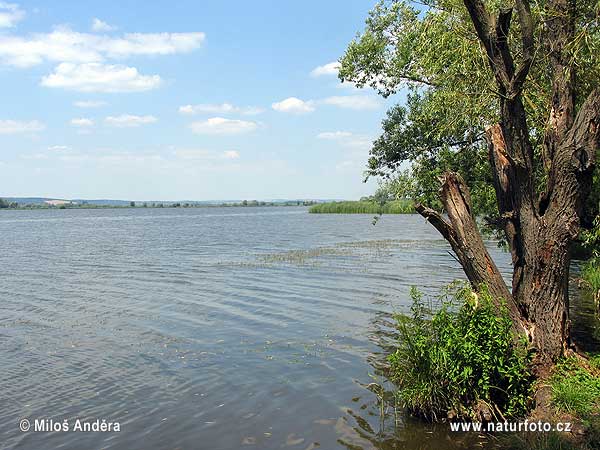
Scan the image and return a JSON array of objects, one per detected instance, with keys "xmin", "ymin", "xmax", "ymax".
[{"xmin": 341, "ymin": 0, "xmax": 600, "ymax": 373}]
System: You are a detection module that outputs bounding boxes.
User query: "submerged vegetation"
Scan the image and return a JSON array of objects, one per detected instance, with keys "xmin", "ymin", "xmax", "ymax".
[
  {"xmin": 388, "ymin": 284, "xmax": 533, "ymax": 421},
  {"xmin": 309, "ymin": 199, "xmax": 414, "ymax": 214}
]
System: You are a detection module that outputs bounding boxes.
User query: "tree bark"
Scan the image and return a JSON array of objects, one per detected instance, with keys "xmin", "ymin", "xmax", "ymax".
[{"xmin": 413, "ymin": 0, "xmax": 600, "ymax": 372}]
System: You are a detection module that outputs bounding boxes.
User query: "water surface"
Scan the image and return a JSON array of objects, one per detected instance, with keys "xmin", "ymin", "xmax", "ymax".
[{"xmin": 0, "ymin": 207, "xmax": 596, "ymax": 449}]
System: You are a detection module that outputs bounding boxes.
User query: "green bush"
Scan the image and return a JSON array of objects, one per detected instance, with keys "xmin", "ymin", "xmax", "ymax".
[
  {"xmin": 388, "ymin": 284, "xmax": 533, "ymax": 421},
  {"xmin": 308, "ymin": 200, "xmax": 414, "ymax": 214}
]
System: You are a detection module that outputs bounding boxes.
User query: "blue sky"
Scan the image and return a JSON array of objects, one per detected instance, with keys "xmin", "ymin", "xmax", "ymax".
[{"xmin": 0, "ymin": 0, "xmax": 402, "ymax": 201}]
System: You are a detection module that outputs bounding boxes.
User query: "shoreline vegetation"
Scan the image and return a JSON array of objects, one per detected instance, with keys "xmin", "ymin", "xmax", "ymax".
[
  {"xmin": 309, "ymin": 199, "xmax": 414, "ymax": 214},
  {"xmin": 389, "ymin": 283, "xmax": 600, "ymax": 449},
  {"xmin": 0, "ymin": 198, "xmax": 317, "ymax": 210}
]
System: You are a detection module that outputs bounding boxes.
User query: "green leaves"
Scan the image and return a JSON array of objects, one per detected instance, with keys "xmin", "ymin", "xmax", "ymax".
[
  {"xmin": 388, "ymin": 283, "xmax": 533, "ymax": 420},
  {"xmin": 341, "ymin": 0, "xmax": 600, "ymax": 221}
]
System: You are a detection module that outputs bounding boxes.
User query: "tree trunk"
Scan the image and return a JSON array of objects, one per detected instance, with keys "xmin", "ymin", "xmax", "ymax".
[
  {"xmin": 418, "ymin": 87, "xmax": 600, "ymax": 371},
  {"xmin": 414, "ymin": 0, "xmax": 599, "ymax": 373}
]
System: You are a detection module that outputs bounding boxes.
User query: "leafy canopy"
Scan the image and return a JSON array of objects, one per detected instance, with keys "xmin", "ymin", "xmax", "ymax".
[{"xmin": 340, "ymin": 0, "xmax": 600, "ymax": 218}]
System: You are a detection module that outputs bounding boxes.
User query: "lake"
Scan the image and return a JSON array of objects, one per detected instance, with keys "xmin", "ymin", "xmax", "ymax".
[{"xmin": 0, "ymin": 207, "xmax": 596, "ymax": 449}]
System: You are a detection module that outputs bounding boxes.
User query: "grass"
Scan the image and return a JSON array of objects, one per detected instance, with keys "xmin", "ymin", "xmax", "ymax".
[
  {"xmin": 494, "ymin": 354, "xmax": 600, "ymax": 450},
  {"xmin": 551, "ymin": 355, "xmax": 600, "ymax": 423},
  {"xmin": 308, "ymin": 200, "xmax": 414, "ymax": 214},
  {"xmin": 388, "ymin": 284, "xmax": 533, "ymax": 421},
  {"xmin": 581, "ymin": 260, "xmax": 600, "ymax": 306}
]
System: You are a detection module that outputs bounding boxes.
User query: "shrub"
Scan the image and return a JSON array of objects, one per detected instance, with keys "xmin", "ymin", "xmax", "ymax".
[{"xmin": 388, "ymin": 284, "xmax": 533, "ymax": 421}]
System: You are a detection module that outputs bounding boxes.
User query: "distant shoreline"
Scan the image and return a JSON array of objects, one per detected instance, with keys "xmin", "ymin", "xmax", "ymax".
[{"xmin": 0, "ymin": 200, "xmax": 319, "ymax": 211}]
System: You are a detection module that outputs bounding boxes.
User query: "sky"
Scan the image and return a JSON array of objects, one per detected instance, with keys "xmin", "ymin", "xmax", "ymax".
[{"xmin": 0, "ymin": 0, "xmax": 404, "ymax": 201}]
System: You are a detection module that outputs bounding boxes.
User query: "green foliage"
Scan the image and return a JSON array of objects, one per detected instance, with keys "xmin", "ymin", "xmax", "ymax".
[
  {"xmin": 339, "ymin": 0, "xmax": 600, "ymax": 220},
  {"xmin": 582, "ymin": 216, "xmax": 600, "ymax": 260},
  {"xmin": 388, "ymin": 284, "xmax": 533, "ymax": 420},
  {"xmin": 551, "ymin": 357, "xmax": 600, "ymax": 423},
  {"xmin": 582, "ymin": 263, "xmax": 600, "ymax": 295},
  {"xmin": 308, "ymin": 200, "xmax": 414, "ymax": 214},
  {"xmin": 581, "ymin": 216, "xmax": 600, "ymax": 303}
]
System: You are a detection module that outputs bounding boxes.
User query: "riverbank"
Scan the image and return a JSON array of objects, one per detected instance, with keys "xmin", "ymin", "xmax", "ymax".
[{"xmin": 309, "ymin": 200, "xmax": 414, "ymax": 214}]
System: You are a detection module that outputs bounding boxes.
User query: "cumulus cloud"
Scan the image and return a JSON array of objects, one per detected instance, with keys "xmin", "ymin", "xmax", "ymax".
[
  {"xmin": 0, "ymin": 28, "xmax": 205, "ymax": 67},
  {"xmin": 0, "ymin": 2, "xmax": 25, "ymax": 28},
  {"xmin": 105, "ymin": 114, "xmax": 157, "ymax": 127},
  {"xmin": 310, "ymin": 61, "xmax": 340, "ymax": 77},
  {"xmin": 190, "ymin": 117, "xmax": 258, "ymax": 135},
  {"xmin": 0, "ymin": 119, "xmax": 45, "ymax": 134},
  {"xmin": 70, "ymin": 118, "xmax": 94, "ymax": 127},
  {"xmin": 91, "ymin": 18, "xmax": 116, "ymax": 32},
  {"xmin": 271, "ymin": 97, "xmax": 315, "ymax": 114},
  {"xmin": 41, "ymin": 63, "xmax": 162, "ymax": 92},
  {"xmin": 321, "ymin": 95, "xmax": 380, "ymax": 110},
  {"xmin": 74, "ymin": 100, "xmax": 107, "ymax": 108},
  {"xmin": 179, "ymin": 103, "xmax": 264, "ymax": 116}
]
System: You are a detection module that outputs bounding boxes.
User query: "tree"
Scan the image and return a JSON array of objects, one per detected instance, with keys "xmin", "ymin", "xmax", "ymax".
[{"xmin": 341, "ymin": 0, "xmax": 600, "ymax": 374}]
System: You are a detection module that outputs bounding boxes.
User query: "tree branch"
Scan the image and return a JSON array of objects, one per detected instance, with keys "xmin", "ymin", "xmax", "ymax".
[
  {"xmin": 463, "ymin": 0, "xmax": 512, "ymax": 90},
  {"xmin": 415, "ymin": 203, "xmax": 455, "ymax": 244},
  {"xmin": 546, "ymin": 88, "xmax": 600, "ymax": 218},
  {"xmin": 416, "ymin": 172, "xmax": 523, "ymax": 323},
  {"xmin": 510, "ymin": 0, "xmax": 535, "ymax": 96}
]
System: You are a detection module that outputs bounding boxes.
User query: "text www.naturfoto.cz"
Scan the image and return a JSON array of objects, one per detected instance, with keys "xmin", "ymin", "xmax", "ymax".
[{"xmin": 450, "ymin": 421, "xmax": 571, "ymax": 433}]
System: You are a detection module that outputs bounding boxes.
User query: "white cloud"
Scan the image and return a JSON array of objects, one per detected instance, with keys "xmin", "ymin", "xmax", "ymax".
[
  {"xmin": 105, "ymin": 114, "xmax": 157, "ymax": 127},
  {"xmin": 271, "ymin": 97, "xmax": 315, "ymax": 114},
  {"xmin": 317, "ymin": 130, "xmax": 372, "ymax": 150},
  {"xmin": 48, "ymin": 145, "xmax": 69, "ymax": 151},
  {"xmin": 310, "ymin": 61, "xmax": 340, "ymax": 77},
  {"xmin": 321, "ymin": 95, "xmax": 380, "ymax": 110},
  {"xmin": 70, "ymin": 118, "xmax": 94, "ymax": 127},
  {"xmin": 91, "ymin": 18, "xmax": 116, "ymax": 32},
  {"xmin": 317, "ymin": 131, "xmax": 353, "ymax": 140},
  {"xmin": 0, "ymin": 119, "xmax": 45, "ymax": 134},
  {"xmin": 0, "ymin": 2, "xmax": 25, "ymax": 28},
  {"xmin": 41, "ymin": 63, "xmax": 162, "ymax": 92},
  {"xmin": 74, "ymin": 100, "xmax": 107, "ymax": 108},
  {"xmin": 179, "ymin": 103, "xmax": 264, "ymax": 116},
  {"xmin": 190, "ymin": 117, "xmax": 258, "ymax": 135},
  {"xmin": 223, "ymin": 150, "xmax": 240, "ymax": 159},
  {"xmin": 0, "ymin": 28, "xmax": 205, "ymax": 67}
]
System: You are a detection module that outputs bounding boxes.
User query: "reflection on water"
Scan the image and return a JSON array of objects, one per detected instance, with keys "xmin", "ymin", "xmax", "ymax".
[{"xmin": 0, "ymin": 207, "xmax": 597, "ymax": 450}]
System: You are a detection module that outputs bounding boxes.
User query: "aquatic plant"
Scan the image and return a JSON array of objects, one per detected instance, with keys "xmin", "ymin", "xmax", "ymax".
[
  {"xmin": 308, "ymin": 200, "xmax": 414, "ymax": 214},
  {"xmin": 388, "ymin": 284, "xmax": 533, "ymax": 421}
]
